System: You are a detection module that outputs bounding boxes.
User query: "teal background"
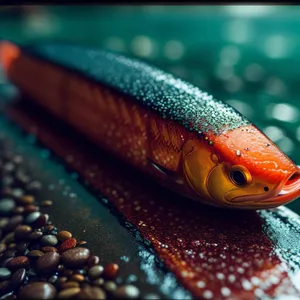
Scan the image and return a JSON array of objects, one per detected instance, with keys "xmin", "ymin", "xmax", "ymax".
[{"xmin": 1, "ymin": 5, "xmax": 300, "ymax": 212}]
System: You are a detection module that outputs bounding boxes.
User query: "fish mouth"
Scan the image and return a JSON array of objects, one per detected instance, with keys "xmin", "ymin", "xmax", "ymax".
[{"xmin": 261, "ymin": 170, "xmax": 300, "ymax": 205}]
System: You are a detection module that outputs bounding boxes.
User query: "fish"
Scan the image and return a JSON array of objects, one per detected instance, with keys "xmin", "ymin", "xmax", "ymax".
[{"xmin": 1, "ymin": 40, "xmax": 300, "ymax": 210}]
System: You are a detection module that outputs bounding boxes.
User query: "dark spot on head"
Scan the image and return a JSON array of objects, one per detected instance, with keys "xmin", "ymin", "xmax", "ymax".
[
  {"xmin": 264, "ymin": 186, "xmax": 269, "ymax": 192},
  {"xmin": 266, "ymin": 143, "xmax": 270, "ymax": 147},
  {"xmin": 245, "ymin": 147, "xmax": 250, "ymax": 151}
]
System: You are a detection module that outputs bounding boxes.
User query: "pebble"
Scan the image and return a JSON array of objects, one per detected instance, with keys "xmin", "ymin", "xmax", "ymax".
[
  {"xmin": 13, "ymin": 206, "xmax": 24, "ymax": 214},
  {"xmin": 11, "ymin": 189, "xmax": 24, "ymax": 199},
  {"xmin": 27, "ymin": 250, "xmax": 44, "ymax": 259},
  {"xmin": 0, "ymin": 198, "xmax": 15, "ymax": 215},
  {"xmin": 18, "ymin": 195, "xmax": 35, "ymax": 205},
  {"xmin": 88, "ymin": 265, "xmax": 104, "ymax": 280},
  {"xmin": 114, "ymin": 285, "xmax": 140, "ymax": 299},
  {"xmin": 59, "ymin": 238, "xmax": 77, "ymax": 253},
  {"xmin": 41, "ymin": 200, "xmax": 53, "ymax": 207},
  {"xmin": 70, "ymin": 274, "xmax": 85, "ymax": 282},
  {"xmin": 35, "ymin": 252, "xmax": 60, "ymax": 275},
  {"xmin": 103, "ymin": 281, "xmax": 117, "ymax": 292},
  {"xmin": 25, "ymin": 212, "xmax": 41, "ymax": 224},
  {"xmin": 14, "ymin": 225, "xmax": 32, "ymax": 240},
  {"xmin": 61, "ymin": 247, "xmax": 90, "ymax": 268},
  {"xmin": 88, "ymin": 255, "xmax": 100, "ymax": 267},
  {"xmin": 18, "ymin": 282, "xmax": 57, "ymax": 299},
  {"xmin": 6, "ymin": 256, "xmax": 29, "ymax": 270},
  {"xmin": 103, "ymin": 263, "xmax": 119, "ymax": 280},
  {"xmin": 28, "ymin": 231, "xmax": 43, "ymax": 241},
  {"xmin": 0, "ymin": 267, "xmax": 11, "ymax": 280},
  {"xmin": 57, "ymin": 231, "xmax": 72, "ymax": 242},
  {"xmin": 0, "ymin": 219, "xmax": 9, "ymax": 229},
  {"xmin": 23, "ymin": 205, "xmax": 39, "ymax": 215},
  {"xmin": 40, "ymin": 235, "xmax": 58, "ymax": 246},
  {"xmin": 61, "ymin": 281, "xmax": 79, "ymax": 289},
  {"xmin": 41, "ymin": 246, "xmax": 58, "ymax": 253},
  {"xmin": 1, "ymin": 232, "xmax": 15, "ymax": 244},
  {"xmin": 57, "ymin": 287, "xmax": 81, "ymax": 299},
  {"xmin": 10, "ymin": 268, "xmax": 26, "ymax": 288},
  {"xmin": 77, "ymin": 286, "xmax": 106, "ymax": 299}
]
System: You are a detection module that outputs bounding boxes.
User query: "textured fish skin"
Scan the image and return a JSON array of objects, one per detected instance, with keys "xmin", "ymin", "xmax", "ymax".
[
  {"xmin": 1, "ymin": 43, "xmax": 248, "ymax": 184},
  {"xmin": 2, "ymin": 41, "xmax": 300, "ymax": 209}
]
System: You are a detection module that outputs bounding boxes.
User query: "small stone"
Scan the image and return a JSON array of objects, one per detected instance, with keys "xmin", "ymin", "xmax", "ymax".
[
  {"xmin": 27, "ymin": 250, "xmax": 44, "ymax": 259},
  {"xmin": 61, "ymin": 247, "xmax": 90, "ymax": 268},
  {"xmin": 34, "ymin": 214, "xmax": 49, "ymax": 227},
  {"xmin": 103, "ymin": 263, "xmax": 119, "ymax": 280},
  {"xmin": 10, "ymin": 268, "xmax": 26, "ymax": 288},
  {"xmin": 0, "ymin": 218, "xmax": 9, "ymax": 229},
  {"xmin": 18, "ymin": 195, "xmax": 35, "ymax": 205},
  {"xmin": 77, "ymin": 286, "xmax": 106, "ymax": 299},
  {"xmin": 88, "ymin": 255, "xmax": 100, "ymax": 267},
  {"xmin": 59, "ymin": 238, "xmax": 76, "ymax": 253},
  {"xmin": 41, "ymin": 246, "xmax": 58, "ymax": 253},
  {"xmin": 11, "ymin": 188, "xmax": 24, "ymax": 199},
  {"xmin": 14, "ymin": 225, "xmax": 32, "ymax": 240},
  {"xmin": 61, "ymin": 281, "xmax": 80, "ymax": 289},
  {"xmin": 70, "ymin": 274, "xmax": 85, "ymax": 282},
  {"xmin": 3, "ymin": 162, "xmax": 15, "ymax": 173},
  {"xmin": 0, "ymin": 198, "xmax": 15, "ymax": 215},
  {"xmin": 25, "ymin": 212, "xmax": 41, "ymax": 224},
  {"xmin": 18, "ymin": 282, "xmax": 56, "ymax": 299},
  {"xmin": 57, "ymin": 231, "xmax": 72, "ymax": 242},
  {"xmin": 28, "ymin": 231, "xmax": 43, "ymax": 241},
  {"xmin": 103, "ymin": 281, "xmax": 117, "ymax": 292},
  {"xmin": 23, "ymin": 205, "xmax": 39, "ymax": 215},
  {"xmin": 57, "ymin": 287, "xmax": 81, "ymax": 299},
  {"xmin": 13, "ymin": 206, "xmax": 24, "ymax": 214},
  {"xmin": 88, "ymin": 265, "xmax": 104, "ymax": 280},
  {"xmin": 6, "ymin": 256, "xmax": 29, "ymax": 270},
  {"xmin": 114, "ymin": 285, "xmax": 140, "ymax": 299},
  {"xmin": 40, "ymin": 235, "xmax": 58, "ymax": 246},
  {"xmin": 35, "ymin": 252, "xmax": 60, "ymax": 275},
  {"xmin": 41, "ymin": 200, "xmax": 53, "ymax": 207},
  {"xmin": 77, "ymin": 240, "xmax": 87, "ymax": 245},
  {"xmin": 0, "ymin": 268, "xmax": 11, "ymax": 280}
]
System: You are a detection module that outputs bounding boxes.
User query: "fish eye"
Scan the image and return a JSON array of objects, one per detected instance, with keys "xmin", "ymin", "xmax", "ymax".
[{"xmin": 229, "ymin": 166, "xmax": 250, "ymax": 187}]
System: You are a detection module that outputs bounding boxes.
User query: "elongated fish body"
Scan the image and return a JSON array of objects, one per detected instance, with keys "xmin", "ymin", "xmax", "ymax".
[{"xmin": 1, "ymin": 41, "xmax": 300, "ymax": 209}]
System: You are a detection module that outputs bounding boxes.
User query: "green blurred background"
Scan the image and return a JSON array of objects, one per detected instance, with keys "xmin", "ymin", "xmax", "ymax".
[{"xmin": 1, "ymin": 5, "xmax": 300, "ymax": 212}]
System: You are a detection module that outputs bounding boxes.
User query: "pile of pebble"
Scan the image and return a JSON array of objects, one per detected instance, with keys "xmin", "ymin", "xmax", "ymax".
[{"xmin": 0, "ymin": 145, "xmax": 146, "ymax": 299}]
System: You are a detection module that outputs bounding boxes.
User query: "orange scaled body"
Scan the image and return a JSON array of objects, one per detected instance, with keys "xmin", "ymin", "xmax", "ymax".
[{"xmin": 1, "ymin": 41, "xmax": 300, "ymax": 209}]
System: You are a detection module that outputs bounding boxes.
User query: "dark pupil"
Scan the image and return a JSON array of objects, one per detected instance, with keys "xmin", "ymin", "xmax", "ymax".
[{"xmin": 231, "ymin": 170, "xmax": 246, "ymax": 186}]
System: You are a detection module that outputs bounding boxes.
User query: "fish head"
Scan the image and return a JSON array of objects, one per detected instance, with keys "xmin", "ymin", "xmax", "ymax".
[{"xmin": 183, "ymin": 124, "xmax": 300, "ymax": 209}]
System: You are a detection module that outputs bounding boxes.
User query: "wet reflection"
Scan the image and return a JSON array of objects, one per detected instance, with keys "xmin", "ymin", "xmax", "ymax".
[{"xmin": 7, "ymin": 99, "xmax": 300, "ymax": 299}]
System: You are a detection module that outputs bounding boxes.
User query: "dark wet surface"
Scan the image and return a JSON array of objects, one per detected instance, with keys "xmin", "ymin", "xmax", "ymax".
[{"xmin": 3, "ymin": 97, "xmax": 300, "ymax": 299}]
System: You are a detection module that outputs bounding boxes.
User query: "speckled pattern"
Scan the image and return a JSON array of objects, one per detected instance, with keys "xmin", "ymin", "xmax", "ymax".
[
  {"xmin": 7, "ymin": 101, "xmax": 300, "ymax": 300},
  {"xmin": 21, "ymin": 42, "xmax": 250, "ymax": 135}
]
